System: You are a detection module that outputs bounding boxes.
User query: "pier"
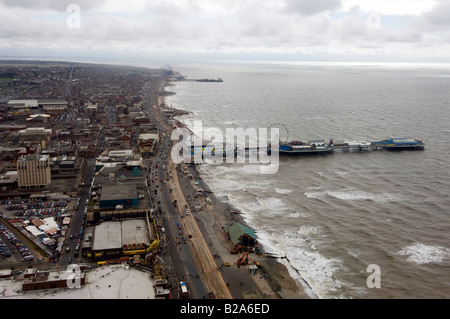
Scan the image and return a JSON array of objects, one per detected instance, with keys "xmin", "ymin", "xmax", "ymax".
[
  {"xmin": 172, "ymin": 75, "xmax": 223, "ymax": 83},
  {"xmin": 188, "ymin": 137, "xmax": 425, "ymax": 158}
]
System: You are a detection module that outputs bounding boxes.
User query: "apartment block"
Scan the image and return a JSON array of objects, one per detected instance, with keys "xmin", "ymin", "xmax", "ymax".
[{"xmin": 16, "ymin": 154, "xmax": 51, "ymax": 189}]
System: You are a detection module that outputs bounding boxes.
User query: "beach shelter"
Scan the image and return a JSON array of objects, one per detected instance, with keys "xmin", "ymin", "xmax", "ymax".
[{"xmin": 223, "ymin": 222, "xmax": 258, "ymax": 249}]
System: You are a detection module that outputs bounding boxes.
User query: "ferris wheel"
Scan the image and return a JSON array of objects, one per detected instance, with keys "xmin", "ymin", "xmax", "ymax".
[{"xmin": 268, "ymin": 122, "xmax": 289, "ymax": 143}]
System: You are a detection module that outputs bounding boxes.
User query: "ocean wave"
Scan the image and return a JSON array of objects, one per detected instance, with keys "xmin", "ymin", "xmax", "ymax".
[
  {"xmin": 257, "ymin": 197, "xmax": 291, "ymax": 212},
  {"xmin": 256, "ymin": 229, "xmax": 347, "ymax": 299},
  {"xmin": 317, "ymin": 172, "xmax": 326, "ymax": 178},
  {"xmin": 207, "ymin": 163, "xmax": 273, "ymax": 178},
  {"xmin": 298, "ymin": 225, "xmax": 322, "ymax": 236},
  {"xmin": 305, "ymin": 191, "xmax": 327, "ymax": 199},
  {"xmin": 168, "ymin": 61, "xmax": 450, "ymax": 299},
  {"xmin": 397, "ymin": 243, "xmax": 450, "ymax": 265},
  {"xmin": 305, "ymin": 189, "xmax": 404, "ymax": 202},
  {"xmin": 307, "ymin": 186, "xmax": 325, "ymax": 190},
  {"xmin": 284, "ymin": 248, "xmax": 348, "ymax": 298},
  {"xmin": 288, "ymin": 212, "xmax": 310, "ymax": 218},
  {"xmin": 275, "ymin": 188, "xmax": 292, "ymax": 194}
]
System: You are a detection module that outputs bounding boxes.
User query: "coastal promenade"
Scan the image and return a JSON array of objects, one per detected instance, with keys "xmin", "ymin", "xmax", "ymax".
[
  {"xmin": 153, "ymin": 95, "xmax": 231, "ymax": 299},
  {"xmin": 154, "ymin": 90, "xmax": 307, "ymax": 299},
  {"xmin": 168, "ymin": 160, "xmax": 232, "ymax": 299}
]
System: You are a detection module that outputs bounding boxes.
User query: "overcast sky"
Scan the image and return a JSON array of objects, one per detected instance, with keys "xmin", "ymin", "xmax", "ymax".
[{"xmin": 1, "ymin": 0, "xmax": 449, "ymax": 62}]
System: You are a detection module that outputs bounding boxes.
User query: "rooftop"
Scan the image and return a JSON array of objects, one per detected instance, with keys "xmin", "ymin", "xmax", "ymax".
[
  {"xmin": 108, "ymin": 150, "xmax": 134, "ymax": 157},
  {"xmin": 92, "ymin": 220, "xmax": 149, "ymax": 251},
  {"xmin": 139, "ymin": 133, "xmax": 159, "ymax": 140},
  {"xmin": 0, "ymin": 264, "xmax": 156, "ymax": 299},
  {"xmin": 7, "ymin": 99, "xmax": 39, "ymax": 108},
  {"xmin": 23, "ymin": 270, "xmax": 85, "ymax": 285},
  {"xmin": 92, "ymin": 221, "xmax": 122, "ymax": 251},
  {"xmin": 100, "ymin": 184, "xmax": 137, "ymax": 201},
  {"xmin": 224, "ymin": 222, "xmax": 257, "ymax": 247},
  {"xmin": 17, "ymin": 154, "xmax": 49, "ymax": 162}
]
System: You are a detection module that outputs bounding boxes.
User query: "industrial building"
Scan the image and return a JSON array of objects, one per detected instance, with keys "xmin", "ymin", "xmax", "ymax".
[
  {"xmin": 82, "ymin": 219, "xmax": 153, "ymax": 260},
  {"xmin": 99, "ymin": 184, "xmax": 138, "ymax": 209},
  {"xmin": 86, "ymin": 161, "xmax": 151, "ymax": 224},
  {"xmin": 22, "ymin": 268, "xmax": 85, "ymax": 292},
  {"xmin": 6, "ymin": 99, "xmax": 39, "ymax": 110}
]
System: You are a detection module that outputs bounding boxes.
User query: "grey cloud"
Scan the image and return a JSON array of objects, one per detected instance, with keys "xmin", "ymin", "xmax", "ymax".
[
  {"xmin": 0, "ymin": 0, "xmax": 448, "ymax": 60},
  {"xmin": 283, "ymin": 0, "xmax": 341, "ymax": 16},
  {"xmin": 0, "ymin": 0, "xmax": 105, "ymax": 12},
  {"xmin": 419, "ymin": 0, "xmax": 450, "ymax": 30}
]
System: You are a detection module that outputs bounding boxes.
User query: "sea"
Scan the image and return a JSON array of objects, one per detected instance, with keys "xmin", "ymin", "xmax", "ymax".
[{"xmin": 164, "ymin": 60, "xmax": 450, "ymax": 299}]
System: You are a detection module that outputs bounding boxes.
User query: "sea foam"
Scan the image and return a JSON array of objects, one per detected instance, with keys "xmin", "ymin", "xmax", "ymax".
[
  {"xmin": 305, "ymin": 189, "xmax": 404, "ymax": 203},
  {"xmin": 275, "ymin": 188, "xmax": 293, "ymax": 194},
  {"xmin": 397, "ymin": 243, "xmax": 450, "ymax": 265}
]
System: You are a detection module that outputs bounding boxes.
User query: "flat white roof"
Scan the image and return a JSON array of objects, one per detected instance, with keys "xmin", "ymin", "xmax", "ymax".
[
  {"xmin": 18, "ymin": 154, "xmax": 49, "ymax": 162},
  {"xmin": 139, "ymin": 133, "xmax": 159, "ymax": 140},
  {"xmin": 92, "ymin": 222, "xmax": 122, "ymax": 251},
  {"xmin": 108, "ymin": 150, "xmax": 134, "ymax": 156},
  {"xmin": 7, "ymin": 99, "xmax": 39, "ymax": 107},
  {"xmin": 92, "ymin": 220, "xmax": 149, "ymax": 252},
  {"xmin": 122, "ymin": 219, "xmax": 150, "ymax": 248},
  {"xmin": 345, "ymin": 141, "xmax": 372, "ymax": 146},
  {"xmin": 28, "ymin": 114, "xmax": 51, "ymax": 118}
]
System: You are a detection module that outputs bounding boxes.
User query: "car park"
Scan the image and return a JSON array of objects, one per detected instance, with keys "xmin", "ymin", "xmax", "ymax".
[
  {"xmin": 1, "ymin": 198, "xmax": 81, "ymax": 263},
  {"xmin": 0, "ymin": 237, "xmax": 12, "ymax": 259}
]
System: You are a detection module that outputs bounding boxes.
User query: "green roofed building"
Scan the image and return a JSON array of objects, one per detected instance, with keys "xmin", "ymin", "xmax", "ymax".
[
  {"xmin": 130, "ymin": 166, "xmax": 143, "ymax": 176},
  {"xmin": 223, "ymin": 222, "xmax": 258, "ymax": 250}
]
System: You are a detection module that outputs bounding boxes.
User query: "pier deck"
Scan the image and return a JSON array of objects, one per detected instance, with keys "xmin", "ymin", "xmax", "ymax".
[{"xmin": 188, "ymin": 137, "xmax": 424, "ymax": 158}]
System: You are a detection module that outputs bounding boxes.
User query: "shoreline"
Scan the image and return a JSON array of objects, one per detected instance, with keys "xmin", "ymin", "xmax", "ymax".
[
  {"xmin": 189, "ymin": 162, "xmax": 314, "ymax": 299},
  {"xmin": 160, "ymin": 81, "xmax": 313, "ymax": 299}
]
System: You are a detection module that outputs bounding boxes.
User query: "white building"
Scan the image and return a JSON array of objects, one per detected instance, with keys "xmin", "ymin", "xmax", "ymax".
[{"xmin": 7, "ymin": 99, "xmax": 39, "ymax": 109}]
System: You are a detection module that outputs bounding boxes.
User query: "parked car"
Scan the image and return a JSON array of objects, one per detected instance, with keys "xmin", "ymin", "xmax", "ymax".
[{"xmin": 22, "ymin": 255, "xmax": 34, "ymax": 262}]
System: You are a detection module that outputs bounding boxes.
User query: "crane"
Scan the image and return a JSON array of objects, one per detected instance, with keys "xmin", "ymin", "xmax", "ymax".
[{"xmin": 237, "ymin": 251, "xmax": 250, "ymax": 266}]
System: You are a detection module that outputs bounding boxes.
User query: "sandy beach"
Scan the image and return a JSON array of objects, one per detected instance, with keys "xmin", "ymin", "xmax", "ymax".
[{"xmin": 158, "ymin": 87, "xmax": 312, "ymax": 299}]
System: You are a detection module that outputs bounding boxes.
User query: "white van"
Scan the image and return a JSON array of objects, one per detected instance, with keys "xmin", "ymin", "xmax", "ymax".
[{"xmin": 22, "ymin": 255, "xmax": 34, "ymax": 262}]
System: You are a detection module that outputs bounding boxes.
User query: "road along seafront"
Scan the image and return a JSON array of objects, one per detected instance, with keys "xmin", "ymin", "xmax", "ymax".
[{"xmin": 156, "ymin": 84, "xmax": 313, "ymax": 299}]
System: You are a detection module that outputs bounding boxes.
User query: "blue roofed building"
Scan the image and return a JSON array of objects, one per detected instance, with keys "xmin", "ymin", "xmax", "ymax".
[{"xmin": 99, "ymin": 184, "xmax": 138, "ymax": 209}]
